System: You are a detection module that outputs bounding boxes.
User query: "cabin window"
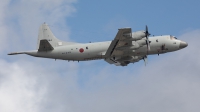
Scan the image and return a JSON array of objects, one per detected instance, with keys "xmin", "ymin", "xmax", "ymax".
[{"xmin": 86, "ymin": 47, "xmax": 88, "ymax": 49}]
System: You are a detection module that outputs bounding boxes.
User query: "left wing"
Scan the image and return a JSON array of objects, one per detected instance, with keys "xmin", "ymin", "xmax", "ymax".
[
  {"xmin": 105, "ymin": 28, "xmax": 132, "ymax": 57},
  {"xmin": 104, "ymin": 28, "xmax": 146, "ymax": 66}
]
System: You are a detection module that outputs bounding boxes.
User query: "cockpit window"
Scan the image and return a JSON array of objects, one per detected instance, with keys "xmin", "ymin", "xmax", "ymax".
[{"xmin": 170, "ymin": 35, "xmax": 177, "ymax": 40}]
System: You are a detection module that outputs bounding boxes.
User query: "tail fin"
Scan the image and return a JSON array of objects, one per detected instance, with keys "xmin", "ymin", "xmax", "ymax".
[{"xmin": 37, "ymin": 23, "xmax": 76, "ymax": 50}]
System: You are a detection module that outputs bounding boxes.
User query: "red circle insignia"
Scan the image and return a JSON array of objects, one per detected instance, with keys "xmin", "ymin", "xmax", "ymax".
[{"xmin": 79, "ymin": 48, "xmax": 84, "ymax": 53}]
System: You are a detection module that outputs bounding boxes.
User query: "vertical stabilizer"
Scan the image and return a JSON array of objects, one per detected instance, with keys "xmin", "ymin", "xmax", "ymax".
[{"xmin": 37, "ymin": 23, "xmax": 77, "ymax": 50}]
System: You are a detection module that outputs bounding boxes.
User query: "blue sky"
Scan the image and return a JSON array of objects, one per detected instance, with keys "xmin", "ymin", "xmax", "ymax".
[
  {"xmin": 66, "ymin": 0, "xmax": 200, "ymax": 42},
  {"xmin": 0, "ymin": 0, "xmax": 200, "ymax": 112}
]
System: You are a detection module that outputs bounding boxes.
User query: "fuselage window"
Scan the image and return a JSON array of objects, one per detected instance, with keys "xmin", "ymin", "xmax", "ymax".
[
  {"xmin": 86, "ymin": 47, "xmax": 88, "ymax": 49},
  {"xmin": 156, "ymin": 39, "xmax": 158, "ymax": 42}
]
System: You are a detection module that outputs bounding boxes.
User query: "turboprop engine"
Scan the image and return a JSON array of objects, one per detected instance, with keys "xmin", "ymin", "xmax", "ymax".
[
  {"xmin": 123, "ymin": 25, "xmax": 151, "ymax": 51},
  {"xmin": 131, "ymin": 31, "xmax": 146, "ymax": 41},
  {"xmin": 115, "ymin": 56, "xmax": 139, "ymax": 61},
  {"xmin": 136, "ymin": 39, "xmax": 147, "ymax": 46},
  {"xmin": 116, "ymin": 42, "xmax": 140, "ymax": 51},
  {"xmin": 132, "ymin": 26, "xmax": 151, "ymax": 51},
  {"xmin": 123, "ymin": 31, "xmax": 146, "ymax": 41}
]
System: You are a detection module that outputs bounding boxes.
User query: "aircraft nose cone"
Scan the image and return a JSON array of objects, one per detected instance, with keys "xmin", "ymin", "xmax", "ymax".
[{"xmin": 179, "ymin": 41, "xmax": 188, "ymax": 49}]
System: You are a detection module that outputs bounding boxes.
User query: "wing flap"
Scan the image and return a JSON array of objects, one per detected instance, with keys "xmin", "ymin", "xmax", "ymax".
[{"xmin": 105, "ymin": 39, "xmax": 119, "ymax": 57}]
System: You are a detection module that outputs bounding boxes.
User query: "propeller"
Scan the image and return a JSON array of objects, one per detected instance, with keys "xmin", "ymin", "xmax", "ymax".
[
  {"xmin": 143, "ymin": 26, "xmax": 150, "ymax": 66},
  {"xmin": 145, "ymin": 25, "xmax": 151, "ymax": 51},
  {"xmin": 143, "ymin": 55, "xmax": 148, "ymax": 66}
]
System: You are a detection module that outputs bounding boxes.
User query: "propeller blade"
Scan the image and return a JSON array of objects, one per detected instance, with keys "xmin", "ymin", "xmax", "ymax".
[
  {"xmin": 145, "ymin": 25, "xmax": 151, "ymax": 51},
  {"xmin": 146, "ymin": 39, "xmax": 150, "ymax": 51},
  {"xmin": 143, "ymin": 55, "xmax": 148, "ymax": 66},
  {"xmin": 146, "ymin": 25, "xmax": 148, "ymax": 35},
  {"xmin": 145, "ymin": 25, "xmax": 150, "ymax": 36}
]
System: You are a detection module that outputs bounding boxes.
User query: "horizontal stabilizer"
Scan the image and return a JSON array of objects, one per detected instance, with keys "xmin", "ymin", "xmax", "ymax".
[
  {"xmin": 8, "ymin": 52, "xmax": 25, "ymax": 55},
  {"xmin": 38, "ymin": 39, "xmax": 54, "ymax": 51}
]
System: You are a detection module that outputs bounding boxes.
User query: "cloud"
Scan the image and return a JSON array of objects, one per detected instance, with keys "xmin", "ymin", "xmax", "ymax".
[
  {"xmin": 0, "ymin": 59, "xmax": 79, "ymax": 112},
  {"xmin": 0, "ymin": 1, "xmax": 10, "ymax": 53},
  {"xmin": 1, "ymin": 0, "xmax": 77, "ymax": 54}
]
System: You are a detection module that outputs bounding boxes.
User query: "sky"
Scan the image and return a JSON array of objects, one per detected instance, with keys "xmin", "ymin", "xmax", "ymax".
[{"xmin": 0, "ymin": 0, "xmax": 200, "ymax": 112}]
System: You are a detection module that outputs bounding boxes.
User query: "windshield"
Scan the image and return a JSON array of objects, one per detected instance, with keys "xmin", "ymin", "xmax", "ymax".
[{"xmin": 170, "ymin": 35, "xmax": 177, "ymax": 40}]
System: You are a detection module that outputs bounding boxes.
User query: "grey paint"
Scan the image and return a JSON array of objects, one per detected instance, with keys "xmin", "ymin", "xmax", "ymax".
[{"xmin": 8, "ymin": 23, "xmax": 188, "ymax": 66}]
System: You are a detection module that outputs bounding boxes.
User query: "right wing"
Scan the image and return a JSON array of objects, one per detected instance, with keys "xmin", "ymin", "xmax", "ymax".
[{"xmin": 105, "ymin": 55, "xmax": 145, "ymax": 66}]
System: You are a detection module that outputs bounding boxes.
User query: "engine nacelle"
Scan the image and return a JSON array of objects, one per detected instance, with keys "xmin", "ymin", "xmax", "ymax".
[
  {"xmin": 129, "ymin": 56, "xmax": 144, "ymax": 63},
  {"xmin": 131, "ymin": 31, "xmax": 146, "ymax": 41},
  {"xmin": 136, "ymin": 39, "xmax": 146, "ymax": 47},
  {"xmin": 116, "ymin": 56, "xmax": 139, "ymax": 61},
  {"xmin": 131, "ymin": 56, "xmax": 139, "ymax": 60},
  {"xmin": 116, "ymin": 42, "xmax": 140, "ymax": 51}
]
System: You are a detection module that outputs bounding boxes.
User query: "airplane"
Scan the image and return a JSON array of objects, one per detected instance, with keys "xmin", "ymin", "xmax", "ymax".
[{"xmin": 8, "ymin": 23, "xmax": 188, "ymax": 66}]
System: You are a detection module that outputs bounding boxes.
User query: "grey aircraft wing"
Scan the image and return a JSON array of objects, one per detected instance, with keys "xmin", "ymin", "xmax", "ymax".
[
  {"xmin": 105, "ymin": 28, "xmax": 132, "ymax": 57},
  {"xmin": 104, "ymin": 28, "xmax": 146, "ymax": 66}
]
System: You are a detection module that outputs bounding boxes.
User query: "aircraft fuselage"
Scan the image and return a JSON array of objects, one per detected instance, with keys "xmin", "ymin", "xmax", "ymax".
[{"xmin": 25, "ymin": 35, "xmax": 186, "ymax": 61}]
